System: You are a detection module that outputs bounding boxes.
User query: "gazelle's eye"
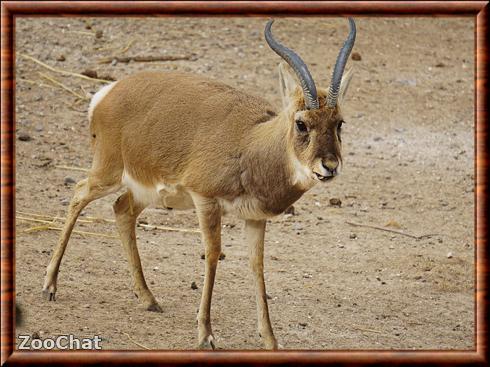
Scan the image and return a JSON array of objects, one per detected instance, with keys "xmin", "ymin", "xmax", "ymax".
[{"xmin": 295, "ymin": 120, "xmax": 308, "ymax": 133}]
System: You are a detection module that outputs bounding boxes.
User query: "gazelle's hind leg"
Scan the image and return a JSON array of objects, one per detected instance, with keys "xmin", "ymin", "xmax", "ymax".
[
  {"xmin": 113, "ymin": 191, "xmax": 162, "ymax": 312},
  {"xmin": 42, "ymin": 176, "xmax": 121, "ymax": 301}
]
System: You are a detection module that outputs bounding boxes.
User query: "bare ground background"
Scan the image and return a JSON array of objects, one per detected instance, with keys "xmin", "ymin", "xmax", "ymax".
[{"xmin": 15, "ymin": 17, "xmax": 474, "ymax": 350}]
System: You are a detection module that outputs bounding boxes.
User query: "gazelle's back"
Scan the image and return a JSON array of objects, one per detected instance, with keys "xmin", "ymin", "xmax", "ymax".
[{"xmin": 90, "ymin": 71, "xmax": 277, "ymax": 196}]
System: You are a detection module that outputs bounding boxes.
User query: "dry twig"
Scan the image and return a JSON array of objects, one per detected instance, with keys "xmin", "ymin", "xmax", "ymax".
[
  {"xmin": 120, "ymin": 40, "xmax": 135, "ymax": 54},
  {"xmin": 84, "ymin": 215, "xmax": 200, "ymax": 234},
  {"xmin": 55, "ymin": 165, "xmax": 89, "ymax": 172},
  {"xmin": 19, "ymin": 78, "xmax": 57, "ymax": 89},
  {"xmin": 353, "ymin": 327, "xmax": 382, "ymax": 334},
  {"xmin": 345, "ymin": 221, "xmax": 437, "ymax": 240},
  {"xmin": 138, "ymin": 223, "xmax": 200, "ymax": 234},
  {"xmin": 16, "ymin": 214, "xmax": 92, "ymax": 224},
  {"xmin": 39, "ymin": 72, "xmax": 88, "ymax": 100},
  {"xmin": 98, "ymin": 54, "xmax": 197, "ymax": 64},
  {"xmin": 18, "ymin": 53, "xmax": 111, "ymax": 84},
  {"xmin": 17, "ymin": 212, "xmax": 201, "ymax": 235},
  {"xmin": 122, "ymin": 332, "xmax": 150, "ymax": 350},
  {"xmin": 65, "ymin": 30, "xmax": 96, "ymax": 36},
  {"xmin": 22, "ymin": 225, "xmax": 118, "ymax": 239}
]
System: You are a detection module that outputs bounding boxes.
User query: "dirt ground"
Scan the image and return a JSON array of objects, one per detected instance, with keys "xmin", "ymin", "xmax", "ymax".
[{"xmin": 14, "ymin": 17, "xmax": 474, "ymax": 350}]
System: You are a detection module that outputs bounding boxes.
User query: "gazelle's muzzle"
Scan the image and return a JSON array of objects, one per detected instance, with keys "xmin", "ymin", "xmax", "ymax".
[{"xmin": 313, "ymin": 158, "xmax": 339, "ymax": 181}]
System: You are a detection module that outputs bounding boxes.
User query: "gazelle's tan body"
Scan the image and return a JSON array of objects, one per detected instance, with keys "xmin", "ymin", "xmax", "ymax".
[
  {"xmin": 90, "ymin": 71, "xmax": 305, "ymax": 218},
  {"xmin": 43, "ymin": 19, "xmax": 356, "ymax": 350}
]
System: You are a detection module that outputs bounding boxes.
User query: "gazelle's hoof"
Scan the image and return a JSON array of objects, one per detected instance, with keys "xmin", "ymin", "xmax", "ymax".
[
  {"xmin": 146, "ymin": 302, "xmax": 163, "ymax": 313},
  {"xmin": 261, "ymin": 335, "xmax": 278, "ymax": 350},
  {"xmin": 198, "ymin": 334, "xmax": 216, "ymax": 350},
  {"xmin": 266, "ymin": 339, "xmax": 279, "ymax": 350},
  {"xmin": 42, "ymin": 287, "xmax": 56, "ymax": 301}
]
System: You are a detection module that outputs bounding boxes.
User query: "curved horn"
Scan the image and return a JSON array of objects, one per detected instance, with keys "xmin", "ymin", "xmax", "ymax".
[
  {"xmin": 327, "ymin": 18, "xmax": 356, "ymax": 108},
  {"xmin": 265, "ymin": 20, "xmax": 319, "ymax": 110}
]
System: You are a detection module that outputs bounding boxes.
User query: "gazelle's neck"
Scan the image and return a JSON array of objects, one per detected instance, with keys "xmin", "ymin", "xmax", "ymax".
[{"xmin": 239, "ymin": 113, "xmax": 314, "ymax": 216}]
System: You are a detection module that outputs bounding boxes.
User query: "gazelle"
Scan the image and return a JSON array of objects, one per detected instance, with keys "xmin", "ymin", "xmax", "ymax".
[{"xmin": 43, "ymin": 18, "xmax": 356, "ymax": 349}]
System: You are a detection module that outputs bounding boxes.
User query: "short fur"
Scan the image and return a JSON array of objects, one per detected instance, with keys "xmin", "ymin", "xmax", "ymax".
[{"xmin": 43, "ymin": 62, "xmax": 353, "ymax": 350}]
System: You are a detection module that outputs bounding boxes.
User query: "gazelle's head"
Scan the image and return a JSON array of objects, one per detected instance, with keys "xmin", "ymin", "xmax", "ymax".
[{"xmin": 265, "ymin": 18, "xmax": 356, "ymax": 185}]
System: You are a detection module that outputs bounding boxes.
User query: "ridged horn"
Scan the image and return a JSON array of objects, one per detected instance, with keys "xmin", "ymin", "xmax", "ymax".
[
  {"xmin": 327, "ymin": 18, "xmax": 356, "ymax": 108},
  {"xmin": 265, "ymin": 19, "xmax": 319, "ymax": 110}
]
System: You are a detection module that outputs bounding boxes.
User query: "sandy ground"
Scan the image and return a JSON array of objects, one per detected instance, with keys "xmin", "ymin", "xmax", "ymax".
[{"xmin": 14, "ymin": 17, "xmax": 474, "ymax": 350}]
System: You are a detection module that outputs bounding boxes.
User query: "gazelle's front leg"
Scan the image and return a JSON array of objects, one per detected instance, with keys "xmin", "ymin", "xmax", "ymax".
[
  {"xmin": 245, "ymin": 219, "xmax": 278, "ymax": 349},
  {"xmin": 193, "ymin": 195, "xmax": 222, "ymax": 349}
]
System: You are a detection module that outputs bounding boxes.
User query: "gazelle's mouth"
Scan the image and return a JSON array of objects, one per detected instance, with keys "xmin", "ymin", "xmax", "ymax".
[{"xmin": 314, "ymin": 172, "xmax": 334, "ymax": 182}]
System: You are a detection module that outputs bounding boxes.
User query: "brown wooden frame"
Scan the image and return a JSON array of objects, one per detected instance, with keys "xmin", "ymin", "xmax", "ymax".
[{"xmin": 1, "ymin": 1, "xmax": 488, "ymax": 365}]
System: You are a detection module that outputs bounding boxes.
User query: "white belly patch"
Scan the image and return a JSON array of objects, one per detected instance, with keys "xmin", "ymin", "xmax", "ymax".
[{"xmin": 121, "ymin": 171, "xmax": 194, "ymax": 209}]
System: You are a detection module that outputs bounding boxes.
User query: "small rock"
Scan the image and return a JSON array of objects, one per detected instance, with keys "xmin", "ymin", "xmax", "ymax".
[
  {"xmin": 64, "ymin": 176, "xmax": 76, "ymax": 186},
  {"xmin": 284, "ymin": 205, "xmax": 295, "ymax": 215},
  {"xmin": 329, "ymin": 198, "xmax": 342, "ymax": 207},
  {"xmin": 396, "ymin": 78, "xmax": 417, "ymax": 87},
  {"xmin": 200, "ymin": 253, "xmax": 205, "ymax": 260},
  {"xmin": 435, "ymin": 62, "xmax": 445, "ymax": 67},
  {"xmin": 293, "ymin": 223, "xmax": 303, "ymax": 231},
  {"xmin": 31, "ymin": 331, "xmax": 41, "ymax": 340},
  {"xmin": 447, "ymin": 252, "xmax": 453, "ymax": 259},
  {"xmin": 18, "ymin": 132, "xmax": 32, "ymax": 141},
  {"xmin": 299, "ymin": 322, "xmax": 307, "ymax": 328},
  {"xmin": 95, "ymin": 30, "xmax": 103, "ymax": 39},
  {"xmin": 349, "ymin": 233, "xmax": 357, "ymax": 239},
  {"xmin": 81, "ymin": 69, "xmax": 98, "ymax": 79},
  {"xmin": 56, "ymin": 54, "xmax": 66, "ymax": 62},
  {"xmin": 61, "ymin": 199, "xmax": 70, "ymax": 206},
  {"xmin": 191, "ymin": 281, "xmax": 198, "ymax": 290},
  {"xmin": 111, "ymin": 59, "xmax": 118, "ymax": 66},
  {"xmin": 266, "ymin": 293, "xmax": 273, "ymax": 300},
  {"xmin": 351, "ymin": 52, "xmax": 362, "ymax": 61}
]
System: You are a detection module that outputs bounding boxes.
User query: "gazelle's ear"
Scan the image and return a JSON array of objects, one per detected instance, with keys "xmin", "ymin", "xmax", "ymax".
[
  {"xmin": 278, "ymin": 62, "xmax": 298, "ymax": 109},
  {"xmin": 338, "ymin": 67, "xmax": 354, "ymax": 105}
]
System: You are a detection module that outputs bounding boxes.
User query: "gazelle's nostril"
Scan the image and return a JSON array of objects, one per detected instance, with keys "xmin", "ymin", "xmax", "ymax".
[{"xmin": 322, "ymin": 160, "xmax": 338, "ymax": 174}]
